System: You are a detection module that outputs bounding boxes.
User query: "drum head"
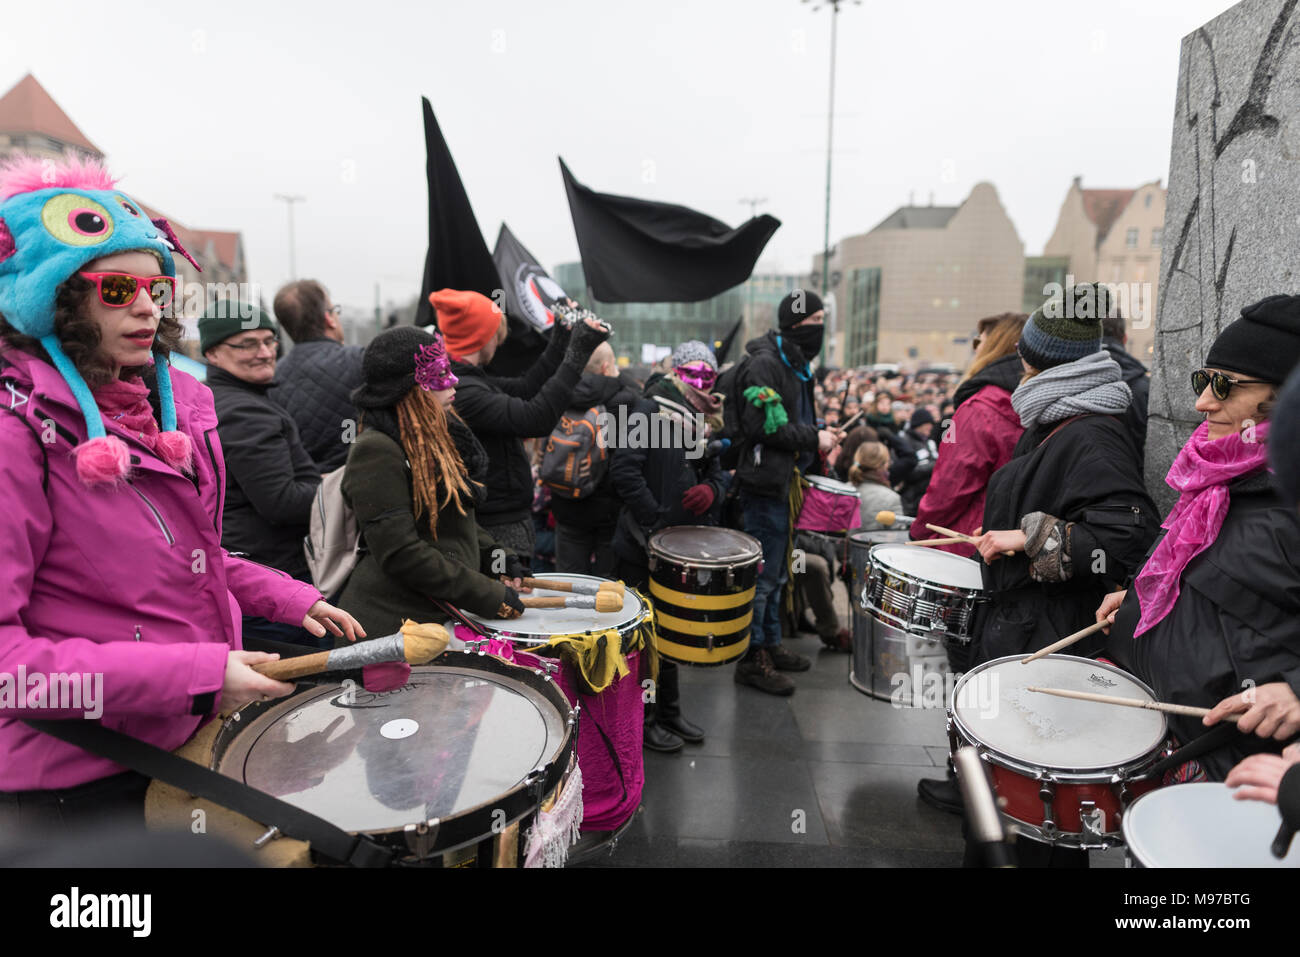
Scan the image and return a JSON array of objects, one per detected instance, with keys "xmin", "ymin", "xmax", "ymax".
[
  {"xmin": 952, "ymin": 655, "xmax": 1165, "ymax": 773},
  {"xmin": 849, "ymin": 529, "xmax": 910, "ymax": 547},
  {"xmin": 648, "ymin": 526, "xmax": 761, "ymax": 567},
  {"xmin": 1124, "ymin": 783, "xmax": 1300, "ymax": 867},
  {"xmin": 215, "ymin": 661, "xmax": 570, "ymax": 834},
  {"xmin": 806, "ymin": 475, "xmax": 858, "ymax": 495},
  {"xmin": 463, "ymin": 573, "xmax": 645, "ymax": 644},
  {"xmin": 870, "ymin": 543, "xmax": 983, "ymax": 590}
]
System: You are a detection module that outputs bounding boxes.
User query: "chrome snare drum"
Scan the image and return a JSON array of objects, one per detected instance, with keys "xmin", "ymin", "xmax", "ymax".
[
  {"xmin": 647, "ymin": 526, "xmax": 762, "ymax": 666},
  {"xmin": 211, "ymin": 652, "xmax": 578, "ymax": 866},
  {"xmin": 949, "ymin": 654, "xmax": 1168, "ymax": 849}
]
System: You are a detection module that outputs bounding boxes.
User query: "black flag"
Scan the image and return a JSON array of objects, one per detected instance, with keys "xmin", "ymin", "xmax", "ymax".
[
  {"xmin": 492, "ymin": 224, "xmax": 569, "ymax": 334},
  {"xmin": 415, "ymin": 98, "xmax": 500, "ymax": 327},
  {"xmin": 713, "ymin": 316, "xmax": 745, "ymax": 367},
  {"xmin": 560, "ymin": 158, "xmax": 780, "ymax": 303}
]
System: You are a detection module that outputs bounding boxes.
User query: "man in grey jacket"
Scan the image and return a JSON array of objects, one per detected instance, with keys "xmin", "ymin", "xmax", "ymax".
[{"xmin": 271, "ymin": 280, "xmax": 365, "ymax": 472}]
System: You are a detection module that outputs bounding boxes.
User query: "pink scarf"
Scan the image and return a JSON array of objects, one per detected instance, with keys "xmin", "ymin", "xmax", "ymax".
[
  {"xmin": 93, "ymin": 376, "xmax": 161, "ymax": 451},
  {"xmin": 1133, "ymin": 420, "xmax": 1271, "ymax": 636}
]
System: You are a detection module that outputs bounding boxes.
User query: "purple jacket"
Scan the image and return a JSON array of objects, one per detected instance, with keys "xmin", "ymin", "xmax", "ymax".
[{"xmin": 0, "ymin": 348, "xmax": 322, "ymax": 791}]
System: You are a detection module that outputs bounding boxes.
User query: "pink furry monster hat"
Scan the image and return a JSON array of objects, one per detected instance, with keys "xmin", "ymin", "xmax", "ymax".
[{"xmin": 0, "ymin": 153, "xmax": 200, "ymax": 484}]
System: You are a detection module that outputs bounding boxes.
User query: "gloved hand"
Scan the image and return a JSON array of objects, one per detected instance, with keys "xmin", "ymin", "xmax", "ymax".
[
  {"xmin": 504, "ymin": 554, "xmax": 527, "ymax": 583},
  {"xmin": 681, "ymin": 483, "xmax": 716, "ymax": 516},
  {"xmin": 362, "ymin": 661, "xmax": 411, "ymax": 693},
  {"xmin": 564, "ymin": 318, "xmax": 611, "ymax": 369},
  {"xmin": 497, "ymin": 587, "xmax": 525, "ymax": 619}
]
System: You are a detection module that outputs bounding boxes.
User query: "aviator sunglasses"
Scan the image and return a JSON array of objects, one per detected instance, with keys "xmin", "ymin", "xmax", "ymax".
[
  {"xmin": 79, "ymin": 271, "xmax": 175, "ymax": 308},
  {"xmin": 1191, "ymin": 368, "xmax": 1271, "ymax": 401}
]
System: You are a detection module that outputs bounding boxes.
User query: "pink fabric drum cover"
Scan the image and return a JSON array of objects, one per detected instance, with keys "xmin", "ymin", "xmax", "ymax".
[{"xmin": 795, "ymin": 476, "xmax": 861, "ymax": 532}]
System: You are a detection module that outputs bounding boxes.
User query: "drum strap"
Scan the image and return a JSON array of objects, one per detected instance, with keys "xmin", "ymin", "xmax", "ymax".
[
  {"xmin": 24, "ymin": 719, "xmax": 395, "ymax": 868},
  {"xmin": 1144, "ymin": 723, "xmax": 1237, "ymax": 778}
]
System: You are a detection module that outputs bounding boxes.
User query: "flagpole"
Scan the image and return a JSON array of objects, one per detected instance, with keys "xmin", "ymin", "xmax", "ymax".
[
  {"xmin": 273, "ymin": 193, "xmax": 305, "ymax": 280},
  {"xmin": 739, "ymin": 196, "xmax": 767, "ymax": 341}
]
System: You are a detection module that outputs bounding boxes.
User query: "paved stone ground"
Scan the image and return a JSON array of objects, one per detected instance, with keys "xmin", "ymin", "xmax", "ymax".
[{"xmin": 584, "ymin": 577, "xmax": 970, "ymax": 867}]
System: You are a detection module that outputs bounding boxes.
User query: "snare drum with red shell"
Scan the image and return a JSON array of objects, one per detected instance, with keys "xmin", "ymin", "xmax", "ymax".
[{"xmin": 949, "ymin": 654, "xmax": 1169, "ymax": 848}]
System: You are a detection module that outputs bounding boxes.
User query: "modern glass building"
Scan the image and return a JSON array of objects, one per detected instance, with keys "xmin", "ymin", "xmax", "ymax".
[{"xmin": 1023, "ymin": 256, "xmax": 1070, "ymax": 313}]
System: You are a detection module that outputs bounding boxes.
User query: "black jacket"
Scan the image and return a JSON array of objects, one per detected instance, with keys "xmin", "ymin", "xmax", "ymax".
[
  {"xmin": 953, "ymin": 353, "xmax": 1023, "ymax": 409},
  {"xmin": 610, "ymin": 376, "xmax": 728, "ymax": 568},
  {"xmin": 973, "ymin": 412, "xmax": 1160, "ymax": 664},
  {"xmin": 549, "ymin": 370, "xmax": 642, "ymax": 530},
  {"xmin": 448, "ymin": 326, "xmax": 577, "ymax": 526},
  {"xmin": 1105, "ymin": 471, "xmax": 1300, "ymax": 781},
  {"xmin": 732, "ymin": 331, "xmax": 820, "ymax": 500},
  {"xmin": 1104, "ymin": 338, "xmax": 1149, "ymax": 451},
  {"xmin": 889, "ymin": 427, "xmax": 938, "ymax": 515},
  {"xmin": 207, "ymin": 367, "xmax": 320, "ymax": 582},
  {"xmin": 272, "ymin": 338, "xmax": 365, "ymax": 473}
]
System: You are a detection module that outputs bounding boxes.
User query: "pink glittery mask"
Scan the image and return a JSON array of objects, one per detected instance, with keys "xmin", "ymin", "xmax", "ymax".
[
  {"xmin": 675, "ymin": 362, "xmax": 717, "ymax": 391},
  {"xmin": 414, "ymin": 334, "xmax": 458, "ymax": 391}
]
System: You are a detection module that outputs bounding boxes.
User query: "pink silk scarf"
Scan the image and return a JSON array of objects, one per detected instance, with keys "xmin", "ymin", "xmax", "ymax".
[
  {"xmin": 1133, "ymin": 419, "xmax": 1271, "ymax": 636},
  {"xmin": 92, "ymin": 376, "xmax": 161, "ymax": 453}
]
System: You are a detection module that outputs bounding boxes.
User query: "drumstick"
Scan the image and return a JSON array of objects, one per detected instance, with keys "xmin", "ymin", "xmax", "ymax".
[
  {"xmin": 1020, "ymin": 620, "xmax": 1110, "ymax": 664},
  {"xmin": 1025, "ymin": 686, "xmax": 1240, "ymax": 724},
  {"xmin": 519, "ymin": 592, "xmax": 624, "ymax": 613},
  {"xmin": 926, "ymin": 523, "xmax": 1014, "ymax": 557},
  {"xmin": 520, "ymin": 577, "xmax": 625, "ymax": 598},
  {"xmin": 838, "ymin": 409, "xmax": 865, "ymax": 433},
  {"xmin": 253, "ymin": 620, "xmax": 449, "ymax": 680},
  {"xmin": 908, "ymin": 537, "xmax": 967, "ymax": 547}
]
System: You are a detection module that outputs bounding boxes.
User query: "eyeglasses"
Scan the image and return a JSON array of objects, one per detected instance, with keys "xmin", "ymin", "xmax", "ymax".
[
  {"xmin": 79, "ymin": 272, "xmax": 174, "ymax": 308},
  {"xmin": 222, "ymin": 335, "xmax": 278, "ymax": 354},
  {"xmin": 1191, "ymin": 368, "xmax": 1271, "ymax": 401},
  {"xmin": 328, "ymin": 304, "xmax": 342, "ymax": 317}
]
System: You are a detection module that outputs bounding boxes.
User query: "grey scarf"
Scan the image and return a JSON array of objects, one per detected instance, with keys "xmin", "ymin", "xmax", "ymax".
[{"xmin": 1011, "ymin": 351, "xmax": 1132, "ymax": 430}]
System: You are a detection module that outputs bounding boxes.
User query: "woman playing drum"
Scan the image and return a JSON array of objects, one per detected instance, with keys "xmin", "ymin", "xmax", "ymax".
[
  {"xmin": 1101, "ymin": 298, "xmax": 1300, "ymax": 783},
  {"xmin": 0, "ymin": 156, "xmax": 360, "ymax": 834}
]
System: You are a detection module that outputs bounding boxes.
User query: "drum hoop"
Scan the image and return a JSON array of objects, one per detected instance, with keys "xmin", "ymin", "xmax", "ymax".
[
  {"xmin": 804, "ymin": 476, "xmax": 859, "ymax": 495},
  {"xmin": 948, "ymin": 654, "xmax": 1167, "ymax": 780},
  {"xmin": 867, "ymin": 544, "xmax": 985, "ymax": 596},
  {"xmin": 647, "ymin": 527, "xmax": 762, "ymax": 569},
  {"xmin": 212, "ymin": 651, "xmax": 578, "ymax": 857}
]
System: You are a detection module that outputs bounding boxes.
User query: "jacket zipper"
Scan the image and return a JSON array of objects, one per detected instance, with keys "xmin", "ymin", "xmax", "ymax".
[
  {"xmin": 126, "ymin": 479, "xmax": 176, "ymax": 545},
  {"xmin": 134, "ymin": 625, "xmax": 142, "ymax": 642}
]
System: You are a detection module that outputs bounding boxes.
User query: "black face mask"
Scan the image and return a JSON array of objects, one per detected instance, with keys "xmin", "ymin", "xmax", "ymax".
[{"xmin": 783, "ymin": 324, "xmax": 824, "ymax": 360}]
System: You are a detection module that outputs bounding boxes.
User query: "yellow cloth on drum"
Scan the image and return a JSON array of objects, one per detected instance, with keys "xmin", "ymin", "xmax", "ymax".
[
  {"xmin": 783, "ymin": 470, "xmax": 809, "ymax": 617},
  {"xmin": 144, "ymin": 718, "xmax": 313, "ymax": 868},
  {"xmin": 530, "ymin": 587, "xmax": 659, "ymax": 695}
]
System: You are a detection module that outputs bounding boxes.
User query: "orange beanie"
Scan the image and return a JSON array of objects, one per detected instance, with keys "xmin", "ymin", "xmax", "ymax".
[{"xmin": 430, "ymin": 289, "xmax": 502, "ymax": 359}]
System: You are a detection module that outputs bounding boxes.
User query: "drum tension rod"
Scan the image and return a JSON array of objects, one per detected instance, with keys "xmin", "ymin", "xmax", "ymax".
[
  {"xmin": 1038, "ymin": 780, "xmax": 1057, "ymax": 837},
  {"xmin": 253, "ymin": 826, "xmax": 280, "ymax": 848}
]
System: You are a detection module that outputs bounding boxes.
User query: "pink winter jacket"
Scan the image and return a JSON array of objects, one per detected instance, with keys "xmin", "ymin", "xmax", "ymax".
[{"xmin": 0, "ymin": 348, "xmax": 322, "ymax": 791}]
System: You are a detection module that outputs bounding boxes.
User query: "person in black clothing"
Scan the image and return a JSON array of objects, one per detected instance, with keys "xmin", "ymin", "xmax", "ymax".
[
  {"xmin": 432, "ymin": 288, "xmax": 609, "ymax": 567},
  {"xmin": 551, "ymin": 343, "xmax": 642, "ymax": 576},
  {"xmin": 199, "ymin": 302, "xmax": 322, "ymax": 645},
  {"xmin": 610, "ymin": 340, "xmax": 728, "ymax": 751},
  {"xmin": 968, "ymin": 286, "xmax": 1159, "ymax": 868},
  {"xmin": 271, "ymin": 279, "xmax": 365, "ymax": 473},
  {"xmin": 1101, "ymin": 310, "xmax": 1149, "ymax": 450},
  {"xmin": 731, "ymin": 291, "xmax": 840, "ymax": 696},
  {"xmin": 1101, "ymin": 296, "xmax": 1300, "ymax": 785},
  {"xmin": 889, "ymin": 407, "xmax": 939, "ymax": 516}
]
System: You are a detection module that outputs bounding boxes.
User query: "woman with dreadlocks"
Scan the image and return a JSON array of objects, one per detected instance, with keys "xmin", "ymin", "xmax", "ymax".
[{"xmin": 337, "ymin": 327, "xmax": 527, "ymax": 640}]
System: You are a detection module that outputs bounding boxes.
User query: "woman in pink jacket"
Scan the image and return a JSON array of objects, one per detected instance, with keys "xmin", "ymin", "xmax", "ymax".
[{"xmin": 0, "ymin": 156, "xmax": 361, "ymax": 830}]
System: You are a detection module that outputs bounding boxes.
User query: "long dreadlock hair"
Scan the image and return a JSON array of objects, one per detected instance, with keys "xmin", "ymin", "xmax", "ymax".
[{"xmin": 395, "ymin": 386, "xmax": 477, "ymax": 539}]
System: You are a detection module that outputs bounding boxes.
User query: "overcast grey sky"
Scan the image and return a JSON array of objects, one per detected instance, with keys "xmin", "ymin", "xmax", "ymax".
[{"xmin": 2, "ymin": 0, "xmax": 1235, "ymax": 313}]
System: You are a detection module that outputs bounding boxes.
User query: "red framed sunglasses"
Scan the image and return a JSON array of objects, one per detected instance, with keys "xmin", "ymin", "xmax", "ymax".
[{"xmin": 78, "ymin": 271, "xmax": 175, "ymax": 308}]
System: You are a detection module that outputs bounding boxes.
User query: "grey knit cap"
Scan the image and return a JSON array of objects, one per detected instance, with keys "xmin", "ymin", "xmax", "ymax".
[{"xmin": 672, "ymin": 340, "xmax": 717, "ymax": 371}]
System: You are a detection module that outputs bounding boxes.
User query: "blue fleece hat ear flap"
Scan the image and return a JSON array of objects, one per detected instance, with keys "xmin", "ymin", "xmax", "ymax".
[
  {"xmin": 152, "ymin": 348, "xmax": 178, "ymax": 433},
  {"xmin": 40, "ymin": 333, "xmax": 130, "ymax": 484}
]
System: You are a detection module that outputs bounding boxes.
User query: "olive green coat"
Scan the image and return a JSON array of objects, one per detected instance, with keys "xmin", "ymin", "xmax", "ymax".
[{"xmin": 336, "ymin": 428, "xmax": 509, "ymax": 641}]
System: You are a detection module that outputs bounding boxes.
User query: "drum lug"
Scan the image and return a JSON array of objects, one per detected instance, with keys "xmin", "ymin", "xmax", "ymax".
[
  {"xmin": 648, "ymin": 555, "xmax": 657, "ymax": 573},
  {"xmin": 404, "ymin": 819, "xmax": 440, "ymax": 859},
  {"xmin": 1038, "ymin": 780, "xmax": 1057, "ymax": 839},
  {"xmin": 680, "ymin": 568, "xmax": 688, "ymax": 586},
  {"xmin": 253, "ymin": 826, "xmax": 280, "ymax": 849},
  {"xmin": 706, "ymin": 633, "xmax": 715, "ymax": 653},
  {"xmin": 1079, "ymin": 800, "xmax": 1105, "ymax": 838},
  {"xmin": 725, "ymin": 566, "xmax": 735, "ymax": 588}
]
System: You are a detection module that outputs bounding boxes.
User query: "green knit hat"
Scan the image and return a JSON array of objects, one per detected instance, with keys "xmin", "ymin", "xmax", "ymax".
[
  {"xmin": 1019, "ymin": 283, "xmax": 1107, "ymax": 370},
  {"xmin": 199, "ymin": 300, "xmax": 278, "ymax": 355}
]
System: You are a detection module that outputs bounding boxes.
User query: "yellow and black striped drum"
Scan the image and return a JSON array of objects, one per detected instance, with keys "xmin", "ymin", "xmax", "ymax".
[{"xmin": 647, "ymin": 526, "xmax": 763, "ymax": 666}]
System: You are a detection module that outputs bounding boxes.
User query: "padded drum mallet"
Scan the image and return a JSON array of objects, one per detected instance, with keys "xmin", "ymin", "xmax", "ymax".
[
  {"xmin": 252, "ymin": 620, "xmax": 450, "ymax": 680},
  {"xmin": 520, "ymin": 577, "xmax": 625, "ymax": 599},
  {"xmin": 518, "ymin": 592, "xmax": 624, "ymax": 613}
]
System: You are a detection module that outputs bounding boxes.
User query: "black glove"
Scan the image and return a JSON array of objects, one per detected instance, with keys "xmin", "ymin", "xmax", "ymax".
[
  {"xmin": 564, "ymin": 318, "xmax": 611, "ymax": 369},
  {"xmin": 504, "ymin": 554, "xmax": 527, "ymax": 582},
  {"xmin": 497, "ymin": 587, "xmax": 525, "ymax": 620}
]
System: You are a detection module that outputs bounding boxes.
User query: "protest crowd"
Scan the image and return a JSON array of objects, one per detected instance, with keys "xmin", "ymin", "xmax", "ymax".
[{"xmin": 2, "ymin": 152, "xmax": 1300, "ymax": 870}]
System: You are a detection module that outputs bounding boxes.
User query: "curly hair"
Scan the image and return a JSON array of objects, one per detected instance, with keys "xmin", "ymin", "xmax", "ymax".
[{"xmin": 0, "ymin": 273, "xmax": 184, "ymax": 385}]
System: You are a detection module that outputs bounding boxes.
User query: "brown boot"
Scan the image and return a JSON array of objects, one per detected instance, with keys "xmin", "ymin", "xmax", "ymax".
[{"xmin": 734, "ymin": 648, "xmax": 795, "ymax": 696}]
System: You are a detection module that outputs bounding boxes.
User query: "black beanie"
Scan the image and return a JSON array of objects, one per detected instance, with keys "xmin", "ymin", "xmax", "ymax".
[
  {"xmin": 1272, "ymin": 365, "xmax": 1300, "ymax": 508},
  {"xmin": 778, "ymin": 289, "xmax": 825, "ymax": 329},
  {"xmin": 352, "ymin": 326, "xmax": 438, "ymax": 411},
  {"xmin": 1205, "ymin": 294, "xmax": 1300, "ymax": 384},
  {"xmin": 910, "ymin": 407, "xmax": 935, "ymax": 430}
]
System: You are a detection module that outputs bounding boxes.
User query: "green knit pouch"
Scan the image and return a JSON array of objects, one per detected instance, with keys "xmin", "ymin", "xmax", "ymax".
[{"xmin": 743, "ymin": 385, "xmax": 788, "ymax": 435}]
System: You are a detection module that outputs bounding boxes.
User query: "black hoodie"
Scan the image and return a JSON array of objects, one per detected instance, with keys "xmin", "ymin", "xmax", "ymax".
[{"xmin": 549, "ymin": 370, "xmax": 642, "ymax": 528}]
